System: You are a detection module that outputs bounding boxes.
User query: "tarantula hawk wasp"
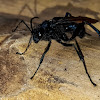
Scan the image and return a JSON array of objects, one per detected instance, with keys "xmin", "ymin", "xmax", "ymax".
[{"xmin": 12, "ymin": 12, "xmax": 100, "ymax": 86}]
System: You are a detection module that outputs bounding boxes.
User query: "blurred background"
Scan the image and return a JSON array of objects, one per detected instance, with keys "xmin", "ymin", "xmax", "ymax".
[
  {"xmin": 0, "ymin": 0, "xmax": 100, "ymax": 18},
  {"xmin": 0, "ymin": 0, "xmax": 100, "ymax": 36}
]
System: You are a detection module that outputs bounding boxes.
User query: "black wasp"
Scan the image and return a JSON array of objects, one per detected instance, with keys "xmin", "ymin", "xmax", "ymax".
[{"xmin": 12, "ymin": 12, "xmax": 100, "ymax": 86}]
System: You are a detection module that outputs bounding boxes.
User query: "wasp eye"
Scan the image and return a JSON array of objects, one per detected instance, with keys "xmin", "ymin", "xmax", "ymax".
[{"xmin": 38, "ymin": 32, "xmax": 41, "ymax": 37}]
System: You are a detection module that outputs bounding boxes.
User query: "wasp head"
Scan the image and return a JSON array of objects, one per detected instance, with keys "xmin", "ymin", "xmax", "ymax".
[
  {"xmin": 32, "ymin": 26, "xmax": 44, "ymax": 43},
  {"xmin": 32, "ymin": 20, "xmax": 50, "ymax": 43}
]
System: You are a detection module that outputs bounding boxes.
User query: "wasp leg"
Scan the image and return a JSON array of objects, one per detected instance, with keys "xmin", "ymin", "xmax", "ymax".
[
  {"xmin": 57, "ymin": 40, "xmax": 96, "ymax": 86},
  {"xmin": 30, "ymin": 40, "xmax": 51, "ymax": 79},
  {"xmin": 65, "ymin": 12, "xmax": 72, "ymax": 17},
  {"xmin": 16, "ymin": 35, "xmax": 33, "ymax": 55},
  {"xmin": 85, "ymin": 32, "xmax": 91, "ymax": 36},
  {"xmin": 57, "ymin": 40, "xmax": 73, "ymax": 46},
  {"xmin": 85, "ymin": 22, "xmax": 100, "ymax": 36},
  {"xmin": 12, "ymin": 20, "xmax": 31, "ymax": 32},
  {"xmin": 75, "ymin": 39, "xmax": 96, "ymax": 86}
]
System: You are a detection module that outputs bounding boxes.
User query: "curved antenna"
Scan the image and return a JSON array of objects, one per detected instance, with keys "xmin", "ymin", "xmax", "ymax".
[{"xmin": 30, "ymin": 17, "xmax": 39, "ymax": 31}]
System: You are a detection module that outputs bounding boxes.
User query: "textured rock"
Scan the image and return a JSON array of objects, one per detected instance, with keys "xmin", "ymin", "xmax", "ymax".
[{"xmin": 0, "ymin": 0, "xmax": 100, "ymax": 100}]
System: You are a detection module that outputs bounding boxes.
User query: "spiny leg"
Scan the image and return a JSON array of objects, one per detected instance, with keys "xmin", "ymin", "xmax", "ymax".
[
  {"xmin": 16, "ymin": 35, "xmax": 33, "ymax": 55},
  {"xmin": 12, "ymin": 20, "xmax": 31, "ymax": 32},
  {"xmin": 30, "ymin": 40, "xmax": 51, "ymax": 79},
  {"xmin": 75, "ymin": 39, "xmax": 96, "ymax": 86}
]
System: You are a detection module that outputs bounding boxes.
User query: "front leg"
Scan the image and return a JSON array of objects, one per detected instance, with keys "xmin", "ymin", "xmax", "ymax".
[
  {"xmin": 16, "ymin": 35, "xmax": 33, "ymax": 55},
  {"xmin": 12, "ymin": 20, "xmax": 31, "ymax": 32},
  {"xmin": 30, "ymin": 40, "xmax": 51, "ymax": 79}
]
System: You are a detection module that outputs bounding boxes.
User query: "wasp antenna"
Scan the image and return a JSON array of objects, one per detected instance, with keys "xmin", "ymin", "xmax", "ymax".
[{"xmin": 30, "ymin": 17, "xmax": 39, "ymax": 30}]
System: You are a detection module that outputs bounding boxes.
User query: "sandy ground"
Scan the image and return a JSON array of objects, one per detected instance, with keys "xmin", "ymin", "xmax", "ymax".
[{"xmin": 0, "ymin": 0, "xmax": 100, "ymax": 100}]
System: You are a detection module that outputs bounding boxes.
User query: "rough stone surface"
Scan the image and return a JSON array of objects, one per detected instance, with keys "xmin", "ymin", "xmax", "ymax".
[{"xmin": 0, "ymin": 0, "xmax": 100, "ymax": 100}]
